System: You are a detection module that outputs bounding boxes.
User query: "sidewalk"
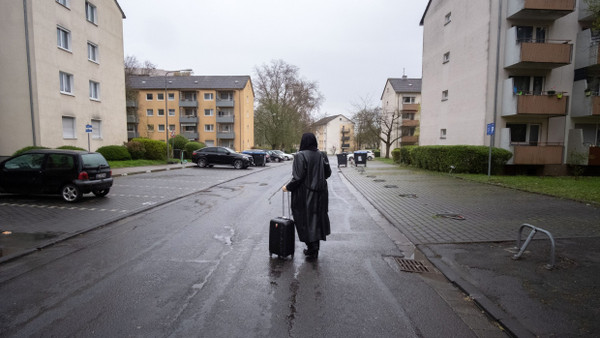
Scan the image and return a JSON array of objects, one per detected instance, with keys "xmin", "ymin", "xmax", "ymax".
[
  {"xmin": 111, "ymin": 162, "xmax": 196, "ymax": 177},
  {"xmin": 337, "ymin": 159, "xmax": 600, "ymax": 337}
]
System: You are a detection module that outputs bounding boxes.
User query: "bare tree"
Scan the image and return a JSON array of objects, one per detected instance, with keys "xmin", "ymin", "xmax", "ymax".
[
  {"xmin": 377, "ymin": 108, "xmax": 403, "ymax": 159},
  {"xmin": 254, "ymin": 60, "xmax": 323, "ymax": 150},
  {"xmin": 351, "ymin": 98, "xmax": 382, "ymax": 150},
  {"xmin": 124, "ymin": 55, "xmax": 157, "ymax": 102}
]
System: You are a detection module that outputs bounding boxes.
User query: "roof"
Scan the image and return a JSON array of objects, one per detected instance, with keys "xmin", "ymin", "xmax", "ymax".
[
  {"xmin": 128, "ymin": 75, "xmax": 252, "ymax": 91},
  {"xmin": 381, "ymin": 77, "xmax": 422, "ymax": 99},
  {"xmin": 312, "ymin": 114, "xmax": 353, "ymax": 127},
  {"xmin": 114, "ymin": 0, "xmax": 126, "ymax": 19},
  {"xmin": 420, "ymin": 0, "xmax": 432, "ymax": 26}
]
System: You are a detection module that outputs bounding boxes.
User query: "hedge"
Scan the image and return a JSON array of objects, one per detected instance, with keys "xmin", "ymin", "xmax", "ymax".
[
  {"xmin": 184, "ymin": 141, "xmax": 205, "ymax": 159},
  {"xmin": 56, "ymin": 145, "xmax": 87, "ymax": 151},
  {"xmin": 125, "ymin": 140, "xmax": 146, "ymax": 160},
  {"xmin": 400, "ymin": 146, "xmax": 416, "ymax": 164},
  {"xmin": 391, "ymin": 148, "xmax": 401, "ymax": 163},
  {"xmin": 132, "ymin": 138, "xmax": 167, "ymax": 160},
  {"xmin": 12, "ymin": 146, "xmax": 50, "ymax": 156},
  {"xmin": 96, "ymin": 145, "xmax": 132, "ymax": 161},
  {"xmin": 169, "ymin": 135, "xmax": 189, "ymax": 152},
  {"xmin": 409, "ymin": 145, "xmax": 512, "ymax": 174}
]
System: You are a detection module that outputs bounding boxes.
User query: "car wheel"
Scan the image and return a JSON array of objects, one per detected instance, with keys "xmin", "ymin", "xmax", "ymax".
[
  {"xmin": 275, "ymin": 157, "xmax": 281, "ymax": 163},
  {"xmin": 233, "ymin": 160, "xmax": 244, "ymax": 169},
  {"xmin": 93, "ymin": 188, "xmax": 110, "ymax": 197},
  {"xmin": 197, "ymin": 158, "xmax": 208, "ymax": 168},
  {"xmin": 61, "ymin": 183, "xmax": 82, "ymax": 202}
]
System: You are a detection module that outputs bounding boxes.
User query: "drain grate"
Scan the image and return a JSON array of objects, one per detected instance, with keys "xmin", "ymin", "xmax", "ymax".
[
  {"xmin": 366, "ymin": 175, "xmax": 376, "ymax": 178},
  {"xmin": 384, "ymin": 185, "xmax": 398, "ymax": 188},
  {"xmin": 399, "ymin": 193, "xmax": 418, "ymax": 198},
  {"xmin": 394, "ymin": 257, "xmax": 430, "ymax": 273},
  {"xmin": 373, "ymin": 179, "xmax": 386, "ymax": 182},
  {"xmin": 435, "ymin": 213, "xmax": 466, "ymax": 220}
]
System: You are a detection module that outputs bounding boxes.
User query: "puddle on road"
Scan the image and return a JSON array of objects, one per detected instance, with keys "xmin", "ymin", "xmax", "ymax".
[{"xmin": 0, "ymin": 231, "xmax": 64, "ymax": 258}]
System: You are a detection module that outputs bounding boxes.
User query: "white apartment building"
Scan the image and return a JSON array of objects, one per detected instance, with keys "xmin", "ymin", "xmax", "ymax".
[
  {"xmin": 0, "ymin": 0, "xmax": 127, "ymax": 158},
  {"xmin": 420, "ymin": 0, "xmax": 599, "ymax": 174},
  {"xmin": 380, "ymin": 76, "xmax": 422, "ymax": 156}
]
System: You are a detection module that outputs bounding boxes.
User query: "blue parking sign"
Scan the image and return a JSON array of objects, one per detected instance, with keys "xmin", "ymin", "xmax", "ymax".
[
  {"xmin": 487, "ymin": 123, "xmax": 495, "ymax": 135},
  {"xmin": 86, "ymin": 124, "xmax": 93, "ymax": 133}
]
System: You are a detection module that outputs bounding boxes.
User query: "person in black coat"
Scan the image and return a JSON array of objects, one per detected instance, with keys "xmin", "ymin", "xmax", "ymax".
[{"xmin": 282, "ymin": 133, "xmax": 332, "ymax": 259}]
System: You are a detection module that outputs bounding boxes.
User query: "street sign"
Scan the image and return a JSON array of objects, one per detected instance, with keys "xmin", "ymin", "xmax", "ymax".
[
  {"xmin": 86, "ymin": 124, "xmax": 93, "ymax": 133},
  {"xmin": 487, "ymin": 123, "xmax": 495, "ymax": 135}
]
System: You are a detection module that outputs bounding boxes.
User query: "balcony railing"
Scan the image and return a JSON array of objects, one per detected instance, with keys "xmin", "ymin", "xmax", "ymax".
[
  {"xmin": 126, "ymin": 100, "xmax": 138, "ymax": 108},
  {"xmin": 401, "ymin": 136, "xmax": 418, "ymax": 144},
  {"xmin": 512, "ymin": 144, "xmax": 564, "ymax": 165},
  {"xmin": 571, "ymin": 80, "xmax": 600, "ymax": 117},
  {"xmin": 575, "ymin": 29, "xmax": 600, "ymax": 69},
  {"xmin": 589, "ymin": 147, "xmax": 600, "ymax": 165},
  {"xmin": 179, "ymin": 116, "xmax": 198, "ymax": 123},
  {"xmin": 507, "ymin": 0, "xmax": 575, "ymax": 20},
  {"xmin": 179, "ymin": 100, "xmax": 198, "ymax": 108},
  {"xmin": 216, "ymin": 115, "xmax": 234, "ymax": 123},
  {"xmin": 402, "ymin": 119, "xmax": 419, "ymax": 127},
  {"xmin": 182, "ymin": 132, "xmax": 199, "ymax": 140},
  {"xmin": 505, "ymin": 27, "xmax": 572, "ymax": 69},
  {"xmin": 216, "ymin": 99, "xmax": 234, "ymax": 108},
  {"xmin": 127, "ymin": 131, "xmax": 139, "ymax": 139},
  {"xmin": 502, "ymin": 79, "xmax": 568, "ymax": 116},
  {"xmin": 126, "ymin": 115, "xmax": 138, "ymax": 123},
  {"xmin": 217, "ymin": 132, "xmax": 235, "ymax": 139},
  {"xmin": 402, "ymin": 103, "xmax": 419, "ymax": 111}
]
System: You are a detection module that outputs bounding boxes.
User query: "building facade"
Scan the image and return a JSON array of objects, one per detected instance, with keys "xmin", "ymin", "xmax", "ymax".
[
  {"xmin": 420, "ymin": 0, "xmax": 597, "ymax": 173},
  {"xmin": 312, "ymin": 115, "xmax": 355, "ymax": 155},
  {"xmin": 0, "ymin": 0, "xmax": 127, "ymax": 158},
  {"xmin": 380, "ymin": 76, "xmax": 422, "ymax": 155},
  {"xmin": 127, "ymin": 76, "xmax": 254, "ymax": 152}
]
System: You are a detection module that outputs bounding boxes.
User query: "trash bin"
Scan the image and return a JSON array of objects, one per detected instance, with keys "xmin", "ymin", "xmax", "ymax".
[
  {"xmin": 336, "ymin": 153, "xmax": 348, "ymax": 167},
  {"xmin": 354, "ymin": 151, "xmax": 368, "ymax": 167},
  {"xmin": 252, "ymin": 152, "xmax": 266, "ymax": 166}
]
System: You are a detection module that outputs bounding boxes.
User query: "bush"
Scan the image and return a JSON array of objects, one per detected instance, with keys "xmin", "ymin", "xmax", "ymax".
[
  {"xmin": 132, "ymin": 138, "xmax": 167, "ymax": 160},
  {"xmin": 409, "ymin": 145, "xmax": 512, "ymax": 174},
  {"xmin": 124, "ymin": 140, "xmax": 146, "ymax": 160},
  {"xmin": 56, "ymin": 145, "xmax": 87, "ymax": 151},
  {"xmin": 96, "ymin": 145, "xmax": 132, "ymax": 161},
  {"xmin": 400, "ymin": 146, "xmax": 415, "ymax": 165},
  {"xmin": 169, "ymin": 135, "xmax": 189, "ymax": 151},
  {"xmin": 373, "ymin": 149, "xmax": 381, "ymax": 158},
  {"xmin": 184, "ymin": 141, "xmax": 205, "ymax": 159},
  {"xmin": 391, "ymin": 148, "xmax": 401, "ymax": 163},
  {"xmin": 12, "ymin": 146, "xmax": 50, "ymax": 156}
]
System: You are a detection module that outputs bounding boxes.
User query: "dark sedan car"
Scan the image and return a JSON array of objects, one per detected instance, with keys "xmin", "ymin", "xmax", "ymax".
[
  {"xmin": 192, "ymin": 147, "xmax": 252, "ymax": 169},
  {"xmin": 0, "ymin": 149, "xmax": 113, "ymax": 202}
]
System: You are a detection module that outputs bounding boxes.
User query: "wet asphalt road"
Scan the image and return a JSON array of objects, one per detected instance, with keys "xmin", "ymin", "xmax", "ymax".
[{"xmin": 0, "ymin": 162, "xmax": 505, "ymax": 337}]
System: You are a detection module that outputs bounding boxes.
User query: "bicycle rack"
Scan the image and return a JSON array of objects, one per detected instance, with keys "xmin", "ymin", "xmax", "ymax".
[{"xmin": 512, "ymin": 223, "xmax": 556, "ymax": 270}]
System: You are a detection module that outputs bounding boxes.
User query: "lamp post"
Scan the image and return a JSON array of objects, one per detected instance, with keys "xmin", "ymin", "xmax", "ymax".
[{"xmin": 164, "ymin": 69, "xmax": 192, "ymax": 162}]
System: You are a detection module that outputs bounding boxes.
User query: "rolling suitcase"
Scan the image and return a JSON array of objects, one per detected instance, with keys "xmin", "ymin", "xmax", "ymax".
[{"xmin": 269, "ymin": 192, "xmax": 295, "ymax": 258}]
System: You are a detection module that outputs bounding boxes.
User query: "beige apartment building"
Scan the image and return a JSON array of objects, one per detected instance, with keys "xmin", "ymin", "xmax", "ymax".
[
  {"xmin": 380, "ymin": 76, "xmax": 422, "ymax": 155},
  {"xmin": 311, "ymin": 114, "xmax": 355, "ymax": 155},
  {"xmin": 0, "ymin": 0, "xmax": 127, "ymax": 158},
  {"xmin": 127, "ymin": 76, "xmax": 255, "ymax": 152},
  {"xmin": 420, "ymin": 0, "xmax": 599, "ymax": 174}
]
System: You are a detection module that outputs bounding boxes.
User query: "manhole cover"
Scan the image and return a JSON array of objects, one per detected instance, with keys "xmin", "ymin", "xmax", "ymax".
[
  {"xmin": 384, "ymin": 185, "xmax": 398, "ymax": 188},
  {"xmin": 373, "ymin": 179, "xmax": 386, "ymax": 182},
  {"xmin": 366, "ymin": 175, "xmax": 376, "ymax": 178},
  {"xmin": 394, "ymin": 257, "xmax": 430, "ymax": 273},
  {"xmin": 435, "ymin": 213, "xmax": 466, "ymax": 220},
  {"xmin": 399, "ymin": 194, "xmax": 418, "ymax": 198}
]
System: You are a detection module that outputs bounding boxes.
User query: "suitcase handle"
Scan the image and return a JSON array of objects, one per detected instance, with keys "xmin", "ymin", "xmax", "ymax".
[{"xmin": 282, "ymin": 191, "xmax": 292, "ymax": 219}]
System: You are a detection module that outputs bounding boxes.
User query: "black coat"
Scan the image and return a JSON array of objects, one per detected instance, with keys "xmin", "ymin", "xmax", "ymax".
[{"xmin": 285, "ymin": 150, "xmax": 332, "ymax": 243}]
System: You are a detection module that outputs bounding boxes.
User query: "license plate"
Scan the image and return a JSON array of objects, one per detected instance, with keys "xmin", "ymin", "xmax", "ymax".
[{"xmin": 96, "ymin": 173, "xmax": 106, "ymax": 179}]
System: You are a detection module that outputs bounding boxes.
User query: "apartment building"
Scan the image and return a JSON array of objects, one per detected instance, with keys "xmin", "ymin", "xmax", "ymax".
[
  {"xmin": 311, "ymin": 114, "xmax": 355, "ymax": 155},
  {"xmin": 380, "ymin": 76, "xmax": 422, "ymax": 155},
  {"xmin": 127, "ymin": 76, "xmax": 254, "ymax": 152},
  {"xmin": 0, "ymin": 0, "xmax": 127, "ymax": 158},
  {"xmin": 420, "ymin": 0, "xmax": 598, "ymax": 174}
]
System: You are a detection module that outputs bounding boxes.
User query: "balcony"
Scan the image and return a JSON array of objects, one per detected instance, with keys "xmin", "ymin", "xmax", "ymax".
[
  {"xmin": 126, "ymin": 115, "xmax": 138, "ymax": 123},
  {"xmin": 217, "ymin": 132, "xmax": 235, "ymax": 139},
  {"xmin": 216, "ymin": 115, "xmax": 234, "ymax": 123},
  {"xmin": 507, "ymin": 0, "xmax": 575, "ymax": 20},
  {"xmin": 401, "ymin": 136, "xmax": 418, "ymax": 144},
  {"xmin": 402, "ymin": 119, "xmax": 419, "ymax": 127},
  {"xmin": 589, "ymin": 147, "xmax": 600, "ymax": 165},
  {"xmin": 126, "ymin": 100, "xmax": 137, "ymax": 108},
  {"xmin": 179, "ymin": 99, "xmax": 198, "ymax": 108},
  {"xmin": 182, "ymin": 132, "xmax": 199, "ymax": 140},
  {"xmin": 571, "ymin": 80, "xmax": 600, "ymax": 117},
  {"xmin": 505, "ymin": 28, "xmax": 572, "ymax": 69},
  {"xmin": 216, "ymin": 99, "xmax": 234, "ymax": 108},
  {"xmin": 127, "ymin": 131, "xmax": 139, "ymax": 139},
  {"xmin": 575, "ymin": 29, "xmax": 600, "ymax": 70},
  {"xmin": 512, "ymin": 144, "xmax": 563, "ymax": 164},
  {"xmin": 502, "ymin": 79, "xmax": 568, "ymax": 116},
  {"xmin": 402, "ymin": 103, "xmax": 419, "ymax": 111},
  {"xmin": 341, "ymin": 143, "xmax": 350, "ymax": 148},
  {"xmin": 179, "ymin": 116, "xmax": 198, "ymax": 123}
]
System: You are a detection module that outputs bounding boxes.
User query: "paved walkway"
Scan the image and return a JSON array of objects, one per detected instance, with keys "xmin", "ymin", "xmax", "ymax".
[{"xmin": 337, "ymin": 158, "xmax": 600, "ymax": 337}]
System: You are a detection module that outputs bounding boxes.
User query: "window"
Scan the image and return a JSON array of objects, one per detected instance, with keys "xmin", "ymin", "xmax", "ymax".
[
  {"xmin": 158, "ymin": 109, "xmax": 164, "ymax": 116},
  {"xmin": 516, "ymin": 25, "xmax": 546, "ymax": 43},
  {"xmin": 204, "ymin": 109, "xmax": 214, "ymax": 116},
  {"xmin": 57, "ymin": 26, "xmax": 71, "ymax": 51},
  {"xmin": 403, "ymin": 113, "xmax": 415, "ymax": 120},
  {"xmin": 146, "ymin": 109, "xmax": 154, "ymax": 116},
  {"xmin": 442, "ymin": 90, "xmax": 448, "ymax": 101},
  {"xmin": 204, "ymin": 93, "xmax": 214, "ymax": 100},
  {"xmin": 169, "ymin": 124, "xmax": 176, "ymax": 131},
  {"xmin": 511, "ymin": 76, "xmax": 544, "ymax": 95},
  {"xmin": 168, "ymin": 93, "xmax": 175, "ymax": 101},
  {"xmin": 169, "ymin": 109, "xmax": 176, "ymax": 116},
  {"xmin": 445, "ymin": 12, "xmax": 451, "ymax": 25},
  {"xmin": 507, "ymin": 123, "xmax": 540, "ymax": 145},
  {"xmin": 87, "ymin": 42, "xmax": 98, "ymax": 62},
  {"xmin": 89, "ymin": 81, "xmax": 100, "ymax": 100},
  {"xmin": 440, "ymin": 129, "xmax": 447, "ymax": 139},
  {"xmin": 59, "ymin": 71, "xmax": 74, "ymax": 94},
  {"xmin": 62, "ymin": 116, "xmax": 76, "ymax": 138},
  {"xmin": 443, "ymin": 52, "xmax": 450, "ymax": 63},
  {"xmin": 403, "ymin": 96, "xmax": 416, "ymax": 104},
  {"xmin": 91, "ymin": 119, "xmax": 102, "ymax": 139},
  {"xmin": 5, "ymin": 153, "xmax": 45, "ymax": 170},
  {"xmin": 158, "ymin": 124, "xmax": 165, "ymax": 132},
  {"xmin": 157, "ymin": 93, "xmax": 164, "ymax": 100},
  {"xmin": 85, "ymin": 2, "xmax": 97, "ymax": 24},
  {"xmin": 56, "ymin": 0, "xmax": 69, "ymax": 8},
  {"xmin": 205, "ymin": 124, "xmax": 214, "ymax": 132},
  {"xmin": 146, "ymin": 93, "xmax": 153, "ymax": 100},
  {"xmin": 147, "ymin": 124, "xmax": 155, "ymax": 132}
]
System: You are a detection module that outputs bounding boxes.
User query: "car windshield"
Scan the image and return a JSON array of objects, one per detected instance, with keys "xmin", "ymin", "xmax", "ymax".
[{"xmin": 82, "ymin": 153, "xmax": 109, "ymax": 168}]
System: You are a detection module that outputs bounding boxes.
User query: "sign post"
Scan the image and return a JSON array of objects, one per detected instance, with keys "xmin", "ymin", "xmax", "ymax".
[
  {"xmin": 486, "ymin": 123, "xmax": 495, "ymax": 176},
  {"xmin": 86, "ymin": 124, "xmax": 93, "ymax": 151}
]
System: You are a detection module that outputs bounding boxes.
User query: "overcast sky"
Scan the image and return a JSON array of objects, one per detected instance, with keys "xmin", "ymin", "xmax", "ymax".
[{"xmin": 120, "ymin": 0, "xmax": 427, "ymax": 118}]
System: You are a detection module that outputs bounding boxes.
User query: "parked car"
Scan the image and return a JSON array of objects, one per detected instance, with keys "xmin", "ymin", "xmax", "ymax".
[
  {"xmin": 192, "ymin": 146, "xmax": 252, "ymax": 169},
  {"xmin": 346, "ymin": 150, "xmax": 375, "ymax": 161},
  {"xmin": 267, "ymin": 150, "xmax": 286, "ymax": 163},
  {"xmin": 271, "ymin": 150, "xmax": 293, "ymax": 161},
  {"xmin": 0, "ymin": 149, "xmax": 113, "ymax": 202}
]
